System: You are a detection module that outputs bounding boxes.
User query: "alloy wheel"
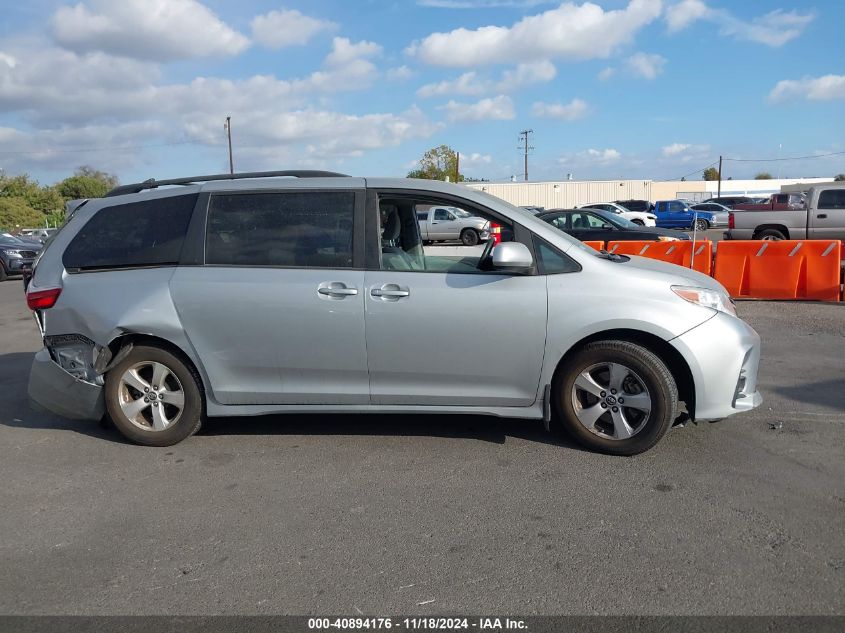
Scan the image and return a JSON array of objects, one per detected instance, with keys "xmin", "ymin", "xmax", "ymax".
[
  {"xmin": 571, "ymin": 362, "xmax": 652, "ymax": 440},
  {"xmin": 118, "ymin": 361, "xmax": 185, "ymax": 431}
]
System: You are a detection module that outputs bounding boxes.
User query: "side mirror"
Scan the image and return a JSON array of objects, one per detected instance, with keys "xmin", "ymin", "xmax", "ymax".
[{"xmin": 491, "ymin": 242, "xmax": 534, "ymax": 273}]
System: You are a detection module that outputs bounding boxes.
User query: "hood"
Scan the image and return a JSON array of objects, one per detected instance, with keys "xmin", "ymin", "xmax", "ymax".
[
  {"xmin": 0, "ymin": 240, "xmax": 43, "ymax": 252},
  {"xmin": 617, "ymin": 253, "xmax": 726, "ymax": 292}
]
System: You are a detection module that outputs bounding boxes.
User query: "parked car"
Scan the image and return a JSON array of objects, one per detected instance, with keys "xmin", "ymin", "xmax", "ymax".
[
  {"xmin": 653, "ymin": 200, "xmax": 717, "ymax": 230},
  {"xmin": 578, "ymin": 202, "xmax": 657, "ymax": 227},
  {"xmin": 702, "ymin": 196, "xmax": 754, "ymax": 209},
  {"xmin": 20, "ymin": 228, "xmax": 57, "ymax": 243},
  {"xmin": 519, "ymin": 205, "xmax": 545, "ymax": 214},
  {"xmin": 690, "ymin": 203, "xmax": 730, "ymax": 227},
  {"xmin": 614, "ymin": 199, "xmax": 654, "ymax": 213},
  {"xmin": 732, "ymin": 193, "xmax": 806, "ymax": 211},
  {"xmin": 539, "ymin": 209, "xmax": 688, "ymax": 243},
  {"xmin": 0, "ymin": 233, "xmax": 42, "ymax": 282},
  {"xmin": 727, "ymin": 182, "xmax": 845, "ymax": 241},
  {"xmin": 416, "ymin": 205, "xmax": 489, "ymax": 246},
  {"xmin": 26, "ymin": 170, "xmax": 761, "ymax": 455}
]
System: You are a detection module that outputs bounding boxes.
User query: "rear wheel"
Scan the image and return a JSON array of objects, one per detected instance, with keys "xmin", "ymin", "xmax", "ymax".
[
  {"xmin": 757, "ymin": 228, "xmax": 786, "ymax": 241},
  {"xmin": 694, "ymin": 218, "xmax": 709, "ymax": 232},
  {"xmin": 552, "ymin": 340, "xmax": 678, "ymax": 455},
  {"xmin": 460, "ymin": 228, "xmax": 479, "ymax": 246},
  {"xmin": 105, "ymin": 345, "xmax": 203, "ymax": 446}
]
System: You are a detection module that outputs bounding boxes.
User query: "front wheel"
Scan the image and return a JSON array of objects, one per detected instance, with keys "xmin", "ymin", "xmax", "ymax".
[
  {"xmin": 460, "ymin": 228, "xmax": 480, "ymax": 246},
  {"xmin": 552, "ymin": 340, "xmax": 678, "ymax": 455},
  {"xmin": 105, "ymin": 345, "xmax": 203, "ymax": 446},
  {"xmin": 757, "ymin": 228, "xmax": 786, "ymax": 241},
  {"xmin": 694, "ymin": 218, "xmax": 709, "ymax": 232}
]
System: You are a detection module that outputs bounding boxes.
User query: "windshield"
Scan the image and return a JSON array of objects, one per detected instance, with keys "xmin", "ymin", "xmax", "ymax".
[
  {"xmin": 0, "ymin": 233, "xmax": 26, "ymax": 245},
  {"xmin": 592, "ymin": 209, "xmax": 639, "ymax": 229},
  {"xmin": 451, "ymin": 208, "xmax": 473, "ymax": 218}
]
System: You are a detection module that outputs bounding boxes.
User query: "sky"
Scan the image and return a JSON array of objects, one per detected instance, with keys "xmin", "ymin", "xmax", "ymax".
[{"xmin": 0, "ymin": 0, "xmax": 842, "ymax": 186}]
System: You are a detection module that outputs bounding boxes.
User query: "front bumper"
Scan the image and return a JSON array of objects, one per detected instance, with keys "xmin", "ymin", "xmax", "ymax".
[
  {"xmin": 28, "ymin": 348, "xmax": 105, "ymax": 421},
  {"xmin": 670, "ymin": 312, "xmax": 762, "ymax": 421},
  {"xmin": 4, "ymin": 257, "xmax": 36, "ymax": 273}
]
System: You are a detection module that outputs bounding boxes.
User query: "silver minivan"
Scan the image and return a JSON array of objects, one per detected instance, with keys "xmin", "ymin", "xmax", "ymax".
[{"xmin": 26, "ymin": 171, "xmax": 761, "ymax": 455}]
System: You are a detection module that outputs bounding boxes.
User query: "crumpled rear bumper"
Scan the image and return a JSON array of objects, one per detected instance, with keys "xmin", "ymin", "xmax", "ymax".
[{"xmin": 28, "ymin": 348, "xmax": 105, "ymax": 421}]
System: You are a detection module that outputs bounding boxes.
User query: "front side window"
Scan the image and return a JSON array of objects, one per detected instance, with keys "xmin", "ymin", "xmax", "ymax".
[
  {"xmin": 533, "ymin": 237, "xmax": 580, "ymax": 274},
  {"xmin": 63, "ymin": 194, "xmax": 197, "ymax": 271},
  {"xmin": 818, "ymin": 189, "xmax": 845, "ymax": 210},
  {"xmin": 379, "ymin": 196, "xmax": 513, "ymax": 274},
  {"xmin": 206, "ymin": 191, "xmax": 354, "ymax": 268}
]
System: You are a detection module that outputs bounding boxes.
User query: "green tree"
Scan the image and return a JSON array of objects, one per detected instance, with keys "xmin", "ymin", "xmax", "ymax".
[
  {"xmin": 0, "ymin": 174, "xmax": 63, "ymax": 214},
  {"xmin": 754, "ymin": 172, "xmax": 774, "ymax": 180},
  {"xmin": 55, "ymin": 166, "xmax": 119, "ymax": 201},
  {"xmin": 0, "ymin": 197, "xmax": 45, "ymax": 231},
  {"xmin": 702, "ymin": 167, "xmax": 720, "ymax": 181},
  {"xmin": 407, "ymin": 145, "xmax": 464, "ymax": 181}
]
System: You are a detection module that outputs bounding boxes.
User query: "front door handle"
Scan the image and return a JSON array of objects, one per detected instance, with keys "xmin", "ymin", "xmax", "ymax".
[
  {"xmin": 317, "ymin": 282, "xmax": 358, "ymax": 299},
  {"xmin": 371, "ymin": 284, "xmax": 410, "ymax": 300},
  {"xmin": 817, "ymin": 214, "xmax": 827, "ymax": 219}
]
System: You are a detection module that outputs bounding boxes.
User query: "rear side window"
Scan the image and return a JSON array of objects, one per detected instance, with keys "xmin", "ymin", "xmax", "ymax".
[
  {"xmin": 205, "ymin": 191, "xmax": 355, "ymax": 268},
  {"xmin": 62, "ymin": 194, "xmax": 196, "ymax": 271},
  {"xmin": 818, "ymin": 189, "xmax": 845, "ymax": 209}
]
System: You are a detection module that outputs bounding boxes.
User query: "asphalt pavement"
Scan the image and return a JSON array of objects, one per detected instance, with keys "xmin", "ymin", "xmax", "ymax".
[{"xmin": 0, "ymin": 278, "xmax": 842, "ymax": 615}]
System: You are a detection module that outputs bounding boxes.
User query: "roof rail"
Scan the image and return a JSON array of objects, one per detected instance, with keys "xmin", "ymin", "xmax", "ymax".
[{"xmin": 105, "ymin": 170, "xmax": 350, "ymax": 197}]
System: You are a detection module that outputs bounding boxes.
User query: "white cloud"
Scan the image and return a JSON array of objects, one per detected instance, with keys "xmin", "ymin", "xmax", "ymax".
[
  {"xmin": 325, "ymin": 37, "xmax": 382, "ymax": 67},
  {"xmin": 720, "ymin": 9, "xmax": 815, "ymax": 47},
  {"xmin": 407, "ymin": 0, "xmax": 662, "ymax": 66},
  {"xmin": 665, "ymin": 0, "xmax": 709, "ymax": 32},
  {"xmin": 531, "ymin": 99, "xmax": 588, "ymax": 120},
  {"xmin": 584, "ymin": 148, "xmax": 621, "ymax": 162},
  {"xmin": 417, "ymin": 60, "xmax": 556, "ymax": 97},
  {"xmin": 50, "ymin": 0, "xmax": 249, "ymax": 62},
  {"xmin": 418, "ymin": 72, "xmax": 489, "ymax": 98},
  {"xmin": 664, "ymin": 2, "xmax": 814, "ymax": 47},
  {"xmin": 440, "ymin": 95, "xmax": 515, "ymax": 123},
  {"xmin": 597, "ymin": 67, "xmax": 615, "ymax": 81},
  {"xmin": 768, "ymin": 75, "xmax": 845, "ymax": 103},
  {"xmin": 460, "ymin": 152, "xmax": 493, "ymax": 165},
  {"xmin": 251, "ymin": 9, "xmax": 336, "ymax": 49},
  {"xmin": 417, "ymin": 0, "xmax": 552, "ymax": 7},
  {"xmin": 626, "ymin": 52, "xmax": 666, "ymax": 79},
  {"xmin": 662, "ymin": 142, "xmax": 709, "ymax": 156},
  {"xmin": 386, "ymin": 65, "xmax": 414, "ymax": 81}
]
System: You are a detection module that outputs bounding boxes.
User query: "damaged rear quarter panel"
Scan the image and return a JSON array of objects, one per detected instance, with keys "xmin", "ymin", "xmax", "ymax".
[{"xmin": 46, "ymin": 267, "xmax": 208, "ymax": 388}]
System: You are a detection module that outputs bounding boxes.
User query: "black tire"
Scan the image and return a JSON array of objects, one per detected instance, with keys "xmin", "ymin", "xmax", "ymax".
[
  {"xmin": 694, "ymin": 218, "xmax": 709, "ymax": 232},
  {"xmin": 756, "ymin": 228, "xmax": 786, "ymax": 241},
  {"xmin": 0, "ymin": 263, "xmax": 7, "ymax": 282},
  {"xmin": 460, "ymin": 228, "xmax": 479, "ymax": 246},
  {"xmin": 105, "ymin": 345, "xmax": 203, "ymax": 446},
  {"xmin": 631, "ymin": 219, "xmax": 645, "ymax": 226},
  {"xmin": 551, "ymin": 340, "xmax": 678, "ymax": 456}
]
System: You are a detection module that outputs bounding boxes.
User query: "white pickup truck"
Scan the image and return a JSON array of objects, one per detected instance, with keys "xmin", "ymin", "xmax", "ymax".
[
  {"xmin": 416, "ymin": 205, "xmax": 490, "ymax": 246},
  {"xmin": 727, "ymin": 182, "xmax": 845, "ymax": 241}
]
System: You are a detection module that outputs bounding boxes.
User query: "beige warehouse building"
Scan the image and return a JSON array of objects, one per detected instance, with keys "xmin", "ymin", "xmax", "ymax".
[{"xmin": 463, "ymin": 177, "xmax": 833, "ymax": 208}]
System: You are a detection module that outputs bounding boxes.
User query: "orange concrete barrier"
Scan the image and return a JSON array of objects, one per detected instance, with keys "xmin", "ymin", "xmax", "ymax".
[
  {"xmin": 582, "ymin": 240, "xmax": 605, "ymax": 250},
  {"xmin": 607, "ymin": 240, "xmax": 713, "ymax": 276},
  {"xmin": 713, "ymin": 240, "xmax": 841, "ymax": 301}
]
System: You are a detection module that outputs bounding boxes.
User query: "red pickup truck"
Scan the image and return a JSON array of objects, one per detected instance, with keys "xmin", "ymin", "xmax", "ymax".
[{"xmin": 733, "ymin": 192, "xmax": 806, "ymax": 211}]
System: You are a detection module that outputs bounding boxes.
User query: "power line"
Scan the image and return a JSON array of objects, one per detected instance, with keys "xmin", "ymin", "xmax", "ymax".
[
  {"xmin": 665, "ymin": 160, "xmax": 719, "ymax": 182},
  {"xmin": 722, "ymin": 150, "xmax": 845, "ymax": 162}
]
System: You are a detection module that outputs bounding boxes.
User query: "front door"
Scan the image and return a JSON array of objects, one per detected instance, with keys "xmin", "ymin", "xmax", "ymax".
[
  {"xmin": 170, "ymin": 188, "xmax": 369, "ymax": 405},
  {"xmin": 364, "ymin": 193, "xmax": 547, "ymax": 407},
  {"xmin": 809, "ymin": 188, "xmax": 845, "ymax": 240}
]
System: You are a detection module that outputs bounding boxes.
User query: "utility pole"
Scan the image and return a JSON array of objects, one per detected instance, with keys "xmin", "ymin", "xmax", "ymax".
[
  {"xmin": 455, "ymin": 151, "xmax": 460, "ymax": 183},
  {"xmin": 518, "ymin": 129, "xmax": 534, "ymax": 182},
  {"xmin": 717, "ymin": 155, "xmax": 723, "ymax": 199},
  {"xmin": 225, "ymin": 116, "xmax": 234, "ymax": 174}
]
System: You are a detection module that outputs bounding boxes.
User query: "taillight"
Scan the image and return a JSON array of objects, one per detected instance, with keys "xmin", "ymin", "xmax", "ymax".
[
  {"xmin": 728, "ymin": 212, "xmax": 734, "ymax": 229},
  {"xmin": 26, "ymin": 287, "xmax": 62, "ymax": 310},
  {"xmin": 490, "ymin": 223, "xmax": 502, "ymax": 245}
]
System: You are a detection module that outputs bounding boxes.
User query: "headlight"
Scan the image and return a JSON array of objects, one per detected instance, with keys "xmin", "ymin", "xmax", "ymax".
[
  {"xmin": 647, "ymin": 215, "xmax": 657, "ymax": 219},
  {"xmin": 657, "ymin": 236, "xmax": 679, "ymax": 241},
  {"xmin": 672, "ymin": 285, "xmax": 736, "ymax": 316},
  {"xmin": 2, "ymin": 250, "xmax": 23, "ymax": 258}
]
